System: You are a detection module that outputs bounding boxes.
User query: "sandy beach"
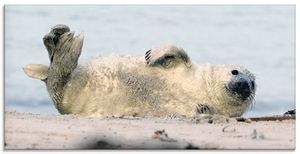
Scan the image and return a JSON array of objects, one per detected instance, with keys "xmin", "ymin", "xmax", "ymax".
[{"xmin": 4, "ymin": 111, "xmax": 295, "ymax": 150}]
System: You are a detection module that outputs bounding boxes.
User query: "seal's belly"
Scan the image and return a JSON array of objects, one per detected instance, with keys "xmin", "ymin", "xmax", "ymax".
[{"xmin": 61, "ymin": 56, "xmax": 200, "ymax": 117}]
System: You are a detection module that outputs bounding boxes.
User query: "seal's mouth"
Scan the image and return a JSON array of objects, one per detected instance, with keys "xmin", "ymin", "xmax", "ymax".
[{"xmin": 226, "ymin": 78, "xmax": 254, "ymax": 101}]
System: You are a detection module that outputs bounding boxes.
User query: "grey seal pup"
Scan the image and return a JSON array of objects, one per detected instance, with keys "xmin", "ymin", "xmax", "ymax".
[{"xmin": 24, "ymin": 25, "xmax": 256, "ymax": 117}]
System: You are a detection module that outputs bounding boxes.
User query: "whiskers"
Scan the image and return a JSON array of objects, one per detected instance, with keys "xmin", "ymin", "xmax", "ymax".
[
  {"xmin": 248, "ymin": 93, "xmax": 256, "ymax": 110},
  {"xmin": 206, "ymin": 80, "xmax": 256, "ymax": 107},
  {"xmin": 222, "ymin": 80, "xmax": 256, "ymax": 103}
]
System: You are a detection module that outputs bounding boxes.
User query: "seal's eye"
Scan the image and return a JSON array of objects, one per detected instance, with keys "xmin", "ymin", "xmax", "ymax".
[{"xmin": 231, "ymin": 70, "xmax": 239, "ymax": 75}]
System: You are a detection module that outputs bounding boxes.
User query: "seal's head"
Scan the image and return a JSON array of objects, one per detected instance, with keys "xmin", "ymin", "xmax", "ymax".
[
  {"xmin": 207, "ymin": 65, "xmax": 256, "ymax": 117},
  {"xmin": 226, "ymin": 68, "xmax": 256, "ymax": 102}
]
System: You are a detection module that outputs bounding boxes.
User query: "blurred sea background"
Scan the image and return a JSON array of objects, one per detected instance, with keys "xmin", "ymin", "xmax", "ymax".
[{"xmin": 5, "ymin": 5, "xmax": 295, "ymax": 117}]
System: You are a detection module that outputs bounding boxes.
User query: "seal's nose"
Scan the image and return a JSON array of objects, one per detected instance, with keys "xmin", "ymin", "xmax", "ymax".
[{"xmin": 229, "ymin": 79, "xmax": 251, "ymax": 101}]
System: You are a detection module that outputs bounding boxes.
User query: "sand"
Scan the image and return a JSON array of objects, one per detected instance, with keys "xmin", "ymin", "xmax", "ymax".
[{"xmin": 4, "ymin": 111, "xmax": 295, "ymax": 150}]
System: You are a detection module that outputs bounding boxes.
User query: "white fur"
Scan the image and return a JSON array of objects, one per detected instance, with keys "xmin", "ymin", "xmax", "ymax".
[{"xmin": 58, "ymin": 54, "xmax": 255, "ymax": 117}]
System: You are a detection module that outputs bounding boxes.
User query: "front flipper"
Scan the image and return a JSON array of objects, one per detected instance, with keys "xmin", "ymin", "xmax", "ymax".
[
  {"xmin": 196, "ymin": 104, "xmax": 216, "ymax": 115},
  {"xmin": 145, "ymin": 44, "xmax": 192, "ymax": 69}
]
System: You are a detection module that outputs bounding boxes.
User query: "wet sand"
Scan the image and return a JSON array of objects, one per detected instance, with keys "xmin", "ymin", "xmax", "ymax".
[{"xmin": 4, "ymin": 111, "xmax": 295, "ymax": 150}]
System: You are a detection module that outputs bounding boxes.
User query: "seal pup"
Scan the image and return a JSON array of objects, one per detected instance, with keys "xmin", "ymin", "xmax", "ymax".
[{"xmin": 23, "ymin": 25, "xmax": 256, "ymax": 117}]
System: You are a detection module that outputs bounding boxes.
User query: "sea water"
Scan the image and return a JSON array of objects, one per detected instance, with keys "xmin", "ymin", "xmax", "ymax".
[{"xmin": 4, "ymin": 5, "xmax": 295, "ymax": 117}]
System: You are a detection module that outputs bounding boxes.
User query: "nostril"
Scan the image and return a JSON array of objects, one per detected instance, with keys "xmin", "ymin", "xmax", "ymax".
[
  {"xmin": 251, "ymin": 81, "xmax": 255, "ymax": 90},
  {"xmin": 231, "ymin": 70, "xmax": 239, "ymax": 75}
]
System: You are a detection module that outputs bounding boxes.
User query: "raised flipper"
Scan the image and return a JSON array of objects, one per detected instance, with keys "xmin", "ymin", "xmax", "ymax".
[
  {"xmin": 42, "ymin": 25, "xmax": 84, "ymax": 112},
  {"xmin": 43, "ymin": 24, "xmax": 84, "ymax": 79},
  {"xmin": 43, "ymin": 25, "xmax": 70, "ymax": 62},
  {"xmin": 145, "ymin": 44, "xmax": 192, "ymax": 69}
]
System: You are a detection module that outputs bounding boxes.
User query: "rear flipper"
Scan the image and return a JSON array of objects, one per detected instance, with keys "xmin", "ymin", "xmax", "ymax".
[
  {"xmin": 23, "ymin": 25, "xmax": 84, "ymax": 112},
  {"xmin": 43, "ymin": 24, "xmax": 84, "ymax": 79},
  {"xmin": 24, "ymin": 25, "xmax": 84, "ymax": 82},
  {"xmin": 45, "ymin": 25, "xmax": 84, "ymax": 111},
  {"xmin": 23, "ymin": 64, "xmax": 48, "ymax": 81}
]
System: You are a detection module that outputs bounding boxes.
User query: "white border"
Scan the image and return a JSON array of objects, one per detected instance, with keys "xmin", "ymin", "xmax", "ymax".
[
  {"xmin": 0, "ymin": 0, "xmax": 298, "ymax": 153},
  {"xmin": 0, "ymin": 0, "xmax": 298, "ymax": 5}
]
